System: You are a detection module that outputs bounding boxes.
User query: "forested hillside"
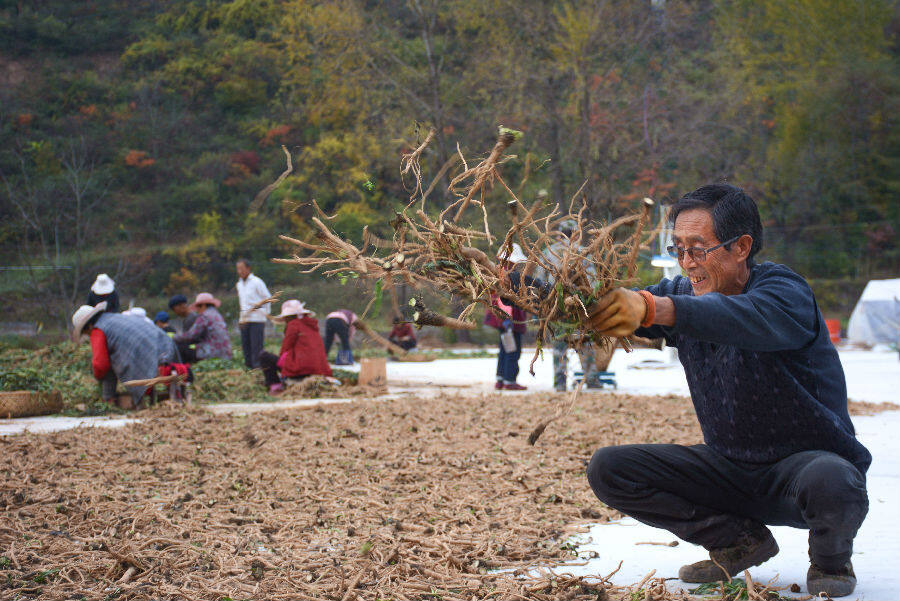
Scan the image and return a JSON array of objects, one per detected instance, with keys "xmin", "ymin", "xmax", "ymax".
[{"xmin": 1, "ymin": 0, "xmax": 898, "ymax": 329}]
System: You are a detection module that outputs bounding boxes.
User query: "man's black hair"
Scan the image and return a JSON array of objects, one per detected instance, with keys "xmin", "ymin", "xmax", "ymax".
[
  {"xmin": 168, "ymin": 294, "xmax": 188, "ymax": 309},
  {"xmin": 668, "ymin": 184, "xmax": 764, "ymax": 265},
  {"xmin": 87, "ymin": 312, "xmax": 103, "ymax": 328},
  {"xmin": 237, "ymin": 258, "xmax": 251, "ymax": 269}
]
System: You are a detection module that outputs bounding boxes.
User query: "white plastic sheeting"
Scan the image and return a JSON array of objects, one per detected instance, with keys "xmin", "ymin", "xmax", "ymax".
[{"xmin": 848, "ymin": 279, "xmax": 900, "ymax": 346}]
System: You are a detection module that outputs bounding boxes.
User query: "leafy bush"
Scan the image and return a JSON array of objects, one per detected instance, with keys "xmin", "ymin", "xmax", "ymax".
[
  {"xmin": 0, "ymin": 344, "xmax": 98, "ymax": 406},
  {"xmin": 0, "ymin": 366, "xmax": 49, "ymax": 391}
]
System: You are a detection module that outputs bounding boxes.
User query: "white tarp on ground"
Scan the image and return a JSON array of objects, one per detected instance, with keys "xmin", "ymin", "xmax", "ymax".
[{"xmin": 848, "ymin": 278, "xmax": 900, "ymax": 346}]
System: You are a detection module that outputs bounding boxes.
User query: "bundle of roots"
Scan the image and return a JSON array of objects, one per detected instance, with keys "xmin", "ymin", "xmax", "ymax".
[{"xmin": 274, "ymin": 127, "xmax": 654, "ymax": 372}]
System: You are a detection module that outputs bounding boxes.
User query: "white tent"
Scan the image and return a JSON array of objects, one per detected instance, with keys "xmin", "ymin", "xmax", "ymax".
[{"xmin": 847, "ymin": 278, "xmax": 900, "ymax": 346}]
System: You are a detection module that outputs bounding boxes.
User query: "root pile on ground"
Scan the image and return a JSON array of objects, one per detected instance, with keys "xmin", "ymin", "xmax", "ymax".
[
  {"xmin": 275, "ymin": 127, "xmax": 655, "ymax": 364},
  {"xmin": 2, "ymin": 392, "xmax": 704, "ymax": 600}
]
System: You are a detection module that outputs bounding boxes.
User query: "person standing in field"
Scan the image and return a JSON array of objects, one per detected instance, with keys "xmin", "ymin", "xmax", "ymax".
[
  {"xmin": 236, "ymin": 258, "xmax": 270, "ymax": 369},
  {"xmin": 484, "ymin": 243, "xmax": 529, "ymax": 391},
  {"xmin": 532, "ymin": 219, "xmax": 608, "ymax": 391}
]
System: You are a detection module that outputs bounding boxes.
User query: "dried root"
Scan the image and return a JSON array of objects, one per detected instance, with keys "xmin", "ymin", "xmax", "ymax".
[
  {"xmin": 274, "ymin": 125, "xmax": 656, "ymax": 445},
  {"xmin": 275, "ymin": 126, "xmax": 654, "ymax": 364},
  {"xmin": 249, "ymin": 145, "xmax": 293, "ymax": 212},
  {"xmin": 354, "ymin": 319, "xmax": 408, "ymax": 356},
  {"xmin": 121, "ymin": 373, "xmax": 184, "ymax": 388},
  {"xmin": 409, "ymin": 297, "xmax": 476, "ymax": 330}
]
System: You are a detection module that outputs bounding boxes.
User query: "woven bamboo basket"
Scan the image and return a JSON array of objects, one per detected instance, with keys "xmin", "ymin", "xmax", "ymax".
[{"xmin": 0, "ymin": 390, "xmax": 63, "ymax": 419}]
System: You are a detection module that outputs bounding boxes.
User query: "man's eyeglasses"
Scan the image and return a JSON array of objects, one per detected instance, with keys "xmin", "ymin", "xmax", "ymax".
[{"xmin": 666, "ymin": 235, "xmax": 741, "ymax": 263}]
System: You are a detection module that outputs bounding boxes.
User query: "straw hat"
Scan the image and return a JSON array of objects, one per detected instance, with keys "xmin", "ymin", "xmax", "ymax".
[
  {"xmin": 270, "ymin": 299, "xmax": 313, "ymax": 322},
  {"xmin": 91, "ymin": 273, "xmax": 115, "ymax": 295},
  {"xmin": 71, "ymin": 301, "xmax": 107, "ymax": 340},
  {"xmin": 191, "ymin": 292, "xmax": 221, "ymax": 309},
  {"xmin": 497, "ymin": 242, "xmax": 527, "ymax": 264}
]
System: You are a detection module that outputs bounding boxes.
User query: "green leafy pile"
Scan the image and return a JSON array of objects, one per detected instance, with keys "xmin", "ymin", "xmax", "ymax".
[{"xmin": 0, "ymin": 344, "xmax": 99, "ymax": 410}]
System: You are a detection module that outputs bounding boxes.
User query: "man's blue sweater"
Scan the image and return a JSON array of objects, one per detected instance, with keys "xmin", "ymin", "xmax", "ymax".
[{"xmin": 636, "ymin": 262, "xmax": 871, "ymax": 473}]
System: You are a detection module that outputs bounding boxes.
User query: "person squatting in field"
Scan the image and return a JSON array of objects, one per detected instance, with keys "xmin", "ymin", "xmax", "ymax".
[
  {"xmin": 585, "ymin": 184, "xmax": 869, "ymax": 598},
  {"xmin": 72, "ymin": 301, "xmax": 179, "ymax": 409},
  {"xmin": 258, "ymin": 300, "xmax": 332, "ymax": 395}
]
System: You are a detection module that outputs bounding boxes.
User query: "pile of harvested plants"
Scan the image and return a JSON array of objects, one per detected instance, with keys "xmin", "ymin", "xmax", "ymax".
[
  {"xmin": 2, "ymin": 393, "xmax": 883, "ymax": 598},
  {"xmin": 2, "ymin": 391, "xmax": 717, "ymax": 600},
  {"xmin": 275, "ymin": 127, "xmax": 656, "ymax": 371}
]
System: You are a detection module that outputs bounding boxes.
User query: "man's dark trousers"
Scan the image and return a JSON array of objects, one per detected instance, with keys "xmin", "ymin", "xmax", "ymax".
[
  {"xmin": 587, "ymin": 444, "xmax": 868, "ymax": 572},
  {"xmin": 240, "ymin": 322, "xmax": 265, "ymax": 369}
]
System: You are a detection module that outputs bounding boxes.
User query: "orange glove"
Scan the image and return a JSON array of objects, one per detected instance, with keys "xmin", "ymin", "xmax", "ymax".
[{"xmin": 588, "ymin": 288, "xmax": 648, "ymax": 337}]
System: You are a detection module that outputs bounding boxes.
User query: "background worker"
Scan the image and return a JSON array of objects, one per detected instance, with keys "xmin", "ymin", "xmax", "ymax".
[
  {"xmin": 532, "ymin": 219, "xmax": 607, "ymax": 391},
  {"xmin": 173, "ymin": 292, "xmax": 232, "ymax": 363},
  {"xmin": 87, "ymin": 273, "xmax": 120, "ymax": 313},
  {"xmin": 324, "ymin": 308, "xmax": 358, "ymax": 365},
  {"xmin": 236, "ymin": 258, "xmax": 270, "ymax": 369},
  {"xmin": 585, "ymin": 184, "xmax": 869, "ymax": 598},
  {"xmin": 72, "ymin": 301, "xmax": 178, "ymax": 409},
  {"xmin": 485, "ymin": 243, "xmax": 528, "ymax": 391},
  {"xmin": 154, "ymin": 311, "xmax": 175, "ymax": 334},
  {"xmin": 168, "ymin": 294, "xmax": 197, "ymax": 334},
  {"xmin": 259, "ymin": 300, "xmax": 331, "ymax": 394},
  {"xmin": 388, "ymin": 316, "xmax": 417, "ymax": 351}
]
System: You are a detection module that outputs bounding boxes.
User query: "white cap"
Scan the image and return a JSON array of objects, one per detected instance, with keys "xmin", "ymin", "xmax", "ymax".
[
  {"xmin": 125, "ymin": 307, "xmax": 147, "ymax": 318},
  {"xmin": 497, "ymin": 242, "xmax": 528, "ymax": 264},
  {"xmin": 91, "ymin": 273, "xmax": 115, "ymax": 295}
]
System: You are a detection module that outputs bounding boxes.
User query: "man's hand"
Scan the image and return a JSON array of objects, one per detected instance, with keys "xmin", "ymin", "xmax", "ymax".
[{"xmin": 587, "ymin": 288, "xmax": 647, "ymax": 337}]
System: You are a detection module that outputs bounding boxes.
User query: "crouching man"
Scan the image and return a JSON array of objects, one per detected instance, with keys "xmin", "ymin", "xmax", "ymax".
[
  {"xmin": 585, "ymin": 184, "xmax": 869, "ymax": 597},
  {"xmin": 72, "ymin": 301, "xmax": 179, "ymax": 409}
]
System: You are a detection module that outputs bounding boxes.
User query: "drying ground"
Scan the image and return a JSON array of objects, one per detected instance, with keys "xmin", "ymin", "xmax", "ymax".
[{"xmin": 2, "ymin": 392, "xmax": 887, "ymax": 600}]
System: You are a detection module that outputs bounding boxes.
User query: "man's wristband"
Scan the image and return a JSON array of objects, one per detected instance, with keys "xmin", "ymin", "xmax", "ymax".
[{"xmin": 636, "ymin": 290, "xmax": 656, "ymax": 328}]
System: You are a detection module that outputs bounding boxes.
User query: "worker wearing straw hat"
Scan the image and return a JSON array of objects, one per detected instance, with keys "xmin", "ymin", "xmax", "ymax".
[
  {"xmin": 87, "ymin": 273, "xmax": 120, "ymax": 313},
  {"xmin": 72, "ymin": 301, "xmax": 178, "ymax": 409},
  {"xmin": 259, "ymin": 300, "xmax": 331, "ymax": 394},
  {"xmin": 173, "ymin": 292, "xmax": 232, "ymax": 363}
]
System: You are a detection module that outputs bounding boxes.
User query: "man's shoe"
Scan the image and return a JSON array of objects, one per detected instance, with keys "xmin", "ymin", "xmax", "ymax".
[
  {"xmin": 678, "ymin": 527, "xmax": 778, "ymax": 583},
  {"xmin": 807, "ymin": 562, "xmax": 856, "ymax": 598},
  {"xmin": 503, "ymin": 382, "xmax": 527, "ymax": 391},
  {"xmin": 494, "ymin": 381, "xmax": 504, "ymax": 390}
]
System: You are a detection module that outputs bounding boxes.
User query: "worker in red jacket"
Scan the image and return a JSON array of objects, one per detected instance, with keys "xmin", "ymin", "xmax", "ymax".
[
  {"xmin": 259, "ymin": 300, "xmax": 332, "ymax": 394},
  {"xmin": 388, "ymin": 315, "xmax": 417, "ymax": 351}
]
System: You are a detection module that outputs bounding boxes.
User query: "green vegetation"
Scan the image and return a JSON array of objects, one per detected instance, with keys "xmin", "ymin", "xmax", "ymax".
[
  {"xmin": 0, "ymin": 334, "xmax": 492, "ymax": 414},
  {"xmin": 690, "ymin": 577, "xmax": 787, "ymax": 600},
  {"xmin": 1, "ymin": 0, "xmax": 898, "ymax": 332},
  {"xmin": 0, "ymin": 339, "xmax": 272, "ymax": 411}
]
